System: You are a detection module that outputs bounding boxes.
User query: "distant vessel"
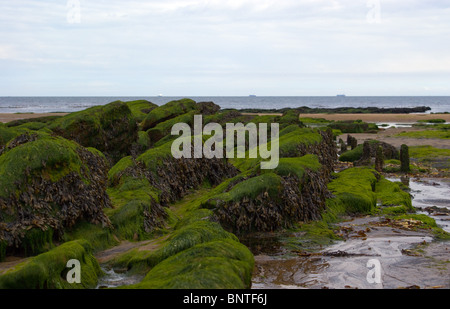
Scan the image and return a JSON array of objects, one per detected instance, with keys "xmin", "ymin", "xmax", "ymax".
[
  {"xmin": 157, "ymin": 94, "xmax": 163, "ymax": 97},
  {"xmin": 337, "ymin": 94, "xmax": 346, "ymax": 97},
  {"xmin": 249, "ymin": 94, "xmax": 256, "ymax": 97}
]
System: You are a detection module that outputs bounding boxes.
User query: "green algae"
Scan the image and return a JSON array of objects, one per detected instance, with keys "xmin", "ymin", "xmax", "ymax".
[
  {"xmin": 0, "ymin": 124, "xmax": 29, "ymax": 147},
  {"xmin": 136, "ymin": 140, "xmax": 174, "ymax": 173},
  {"xmin": 122, "ymin": 239, "xmax": 254, "ymax": 289},
  {"xmin": 0, "ymin": 134, "xmax": 89, "ymax": 199},
  {"xmin": 62, "ymin": 221, "xmax": 117, "ymax": 253},
  {"xmin": 107, "ymin": 156, "xmax": 135, "ymax": 185},
  {"xmin": 328, "ymin": 167, "xmax": 378, "ymax": 215},
  {"xmin": 107, "ymin": 176, "xmax": 163, "ymax": 241},
  {"xmin": 389, "ymin": 214, "xmax": 450, "ymax": 240},
  {"xmin": 125, "ymin": 100, "xmax": 157, "ymax": 123},
  {"xmin": 207, "ymin": 173, "xmax": 283, "ymax": 206},
  {"xmin": 109, "ymin": 218, "xmax": 242, "ymax": 275},
  {"xmin": 146, "ymin": 110, "xmax": 196, "ymax": 144},
  {"xmin": 291, "ymin": 167, "xmax": 414, "ymax": 249},
  {"xmin": 269, "ymin": 155, "xmax": 321, "ymax": 179},
  {"xmin": 48, "ymin": 101, "xmax": 138, "ymax": 161},
  {"xmin": 375, "ymin": 178, "xmax": 412, "ymax": 209},
  {"xmin": 142, "ymin": 98, "xmax": 198, "ymax": 130},
  {"xmin": 0, "ymin": 131, "xmax": 112, "ymax": 257},
  {"xmin": 0, "ymin": 240, "xmax": 102, "ymax": 289},
  {"xmin": 395, "ymin": 129, "xmax": 450, "ymax": 139},
  {"xmin": 339, "ymin": 144, "xmax": 363, "ymax": 162},
  {"xmin": 278, "ymin": 128, "xmax": 323, "ymax": 156},
  {"xmin": 136, "ymin": 131, "xmax": 151, "ymax": 151}
]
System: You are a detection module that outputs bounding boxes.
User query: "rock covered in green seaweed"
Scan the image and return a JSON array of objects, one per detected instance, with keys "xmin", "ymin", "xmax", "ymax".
[
  {"xmin": 124, "ymin": 100, "xmax": 158, "ymax": 123},
  {"xmin": 48, "ymin": 101, "xmax": 138, "ymax": 163},
  {"xmin": 109, "ymin": 211, "xmax": 254, "ymax": 289},
  {"xmin": 141, "ymin": 98, "xmax": 199, "ymax": 131},
  {"xmin": 0, "ymin": 240, "xmax": 101, "ymax": 289},
  {"xmin": 205, "ymin": 155, "xmax": 331, "ymax": 233},
  {"xmin": 0, "ymin": 132, "xmax": 112, "ymax": 259}
]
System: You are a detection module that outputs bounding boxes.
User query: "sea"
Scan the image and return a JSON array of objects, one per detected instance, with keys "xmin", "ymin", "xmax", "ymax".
[{"xmin": 0, "ymin": 96, "xmax": 449, "ymax": 114}]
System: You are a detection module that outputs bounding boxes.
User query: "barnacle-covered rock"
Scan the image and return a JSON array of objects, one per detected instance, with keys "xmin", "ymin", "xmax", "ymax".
[{"xmin": 0, "ymin": 132, "xmax": 112, "ymax": 259}]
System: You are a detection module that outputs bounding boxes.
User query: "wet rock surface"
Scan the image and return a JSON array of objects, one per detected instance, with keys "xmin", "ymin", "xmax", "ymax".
[{"xmin": 251, "ymin": 178, "xmax": 450, "ymax": 289}]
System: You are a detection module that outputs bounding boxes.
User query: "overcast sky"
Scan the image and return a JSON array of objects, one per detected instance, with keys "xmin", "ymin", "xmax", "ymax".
[{"xmin": 1, "ymin": 0, "xmax": 449, "ymax": 96}]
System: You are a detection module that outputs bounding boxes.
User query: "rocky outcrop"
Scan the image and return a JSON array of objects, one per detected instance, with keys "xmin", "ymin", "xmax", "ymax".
[
  {"xmin": 207, "ymin": 167, "xmax": 331, "ymax": 234},
  {"xmin": 141, "ymin": 98, "xmax": 198, "ymax": 131},
  {"xmin": 48, "ymin": 101, "xmax": 138, "ymax": 163},
  {"xmin": 199, "ymin": 125, "xmax": 338, "ymax": 234},
  {"xmin": 354, "ymin": 140, "xmax": 399, "ymax": 167},
  {"xmin": 0, "ymin": 132, "xmax": 112, "ymax": 258}
]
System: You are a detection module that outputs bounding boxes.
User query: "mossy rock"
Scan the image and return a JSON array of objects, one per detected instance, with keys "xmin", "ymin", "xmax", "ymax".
[
  {"xmin": 0, "ymin": 132, "xmax": 111, "ymax": 257},
  {"xmin": 124, "ymin": 100, "xmax": 158, "ymax": 123},
  {"xmin": 339, "ymin": 144, "xmax": 363, "ymax": 162},
  {"xmin": 206, "ymin": 155, "xmax": 330, "ymax": 233},
  {"xmin": 0, "ymin": 124, "xmax": 29, "ymax": 148},
  {"xmin": 203, "ymin": 110, "xmax": 246, "ymax": 126},
  {"xmin": 196, "ymin": 101, "xmax": 221, "ymax": 115},
  {"xmin": 107, "ymin": 176, "xmax": 165, "ymax": 240},
  {"xmin": 123, "ymin": 239, "xmax": 254, "ymax": 289},
  {"xmin": 0, "ymin": 240, "xmax": 102, "ymax": 289},
  {"xmin": 109, "ymin": 217, "xmax": 240, "ymax": 274},
  {"xmin": 48, "ymin": 101, "xmax": 138, "ymax": 162},
  {"xmin": 141, "ymin": 98, "xmax": 198, "ymax": 131},
  {"xmin": 375, "ymin": 178, "xmax": 412, "ymax": 209},
  {"xmin": 328, "ymin": 167, "xmax": 378, "ymax": 214},
  {"xmin": 328, "ymin": 120, "xmax": 378, "ymax": 133},
  {"xmin": 146, "ymin": 110, "xmax": 197, "ymax": 144}
]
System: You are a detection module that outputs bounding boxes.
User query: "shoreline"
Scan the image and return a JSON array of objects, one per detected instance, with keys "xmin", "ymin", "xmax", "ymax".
[
  {"xmin": 1, "ymin": 112, "xmax": 450, "ymax": 124},
  {"xmin": 0, "ymin": 113, "xmax": 68, "ymax": 123}
]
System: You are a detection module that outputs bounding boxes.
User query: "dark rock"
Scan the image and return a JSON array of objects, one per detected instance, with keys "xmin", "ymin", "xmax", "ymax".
[
  {"xmin": 375, "ymin": 146, "xmax": 384, "ymax": 173},
  {"xmin": 400, "ymin": 144, "xmax": 411, "ymax": 173},
  {"xmin": 354, "ymin": 140, "xmax": 399, "ymax": 167},
  {"xmin": 196, "ymin": 102, "xmax": 221, "ymax": 115}
]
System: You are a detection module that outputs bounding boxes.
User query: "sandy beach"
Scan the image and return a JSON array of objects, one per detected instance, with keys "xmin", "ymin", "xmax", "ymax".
[{"xmin": 0, "ymin": 113, "xmax": 68, "ymax": 123}]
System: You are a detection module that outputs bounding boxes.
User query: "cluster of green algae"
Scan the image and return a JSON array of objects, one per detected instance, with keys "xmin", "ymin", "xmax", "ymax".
[{"xmin": 1, "ymin": 98, "xmax": 443, "ymax": 289}]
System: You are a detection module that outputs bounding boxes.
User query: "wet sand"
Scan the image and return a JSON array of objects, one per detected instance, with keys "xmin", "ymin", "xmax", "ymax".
[
  {"xmin": 252, "ymin": 218, "xmax": 450, "ymax": 289},
  {"xmin": 0, "ymin": 113, "xmax": 68, "ymax": 123},
  {"xmin": 251, "ymin": 177, "xmax": 450, "ymax": 289}
]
